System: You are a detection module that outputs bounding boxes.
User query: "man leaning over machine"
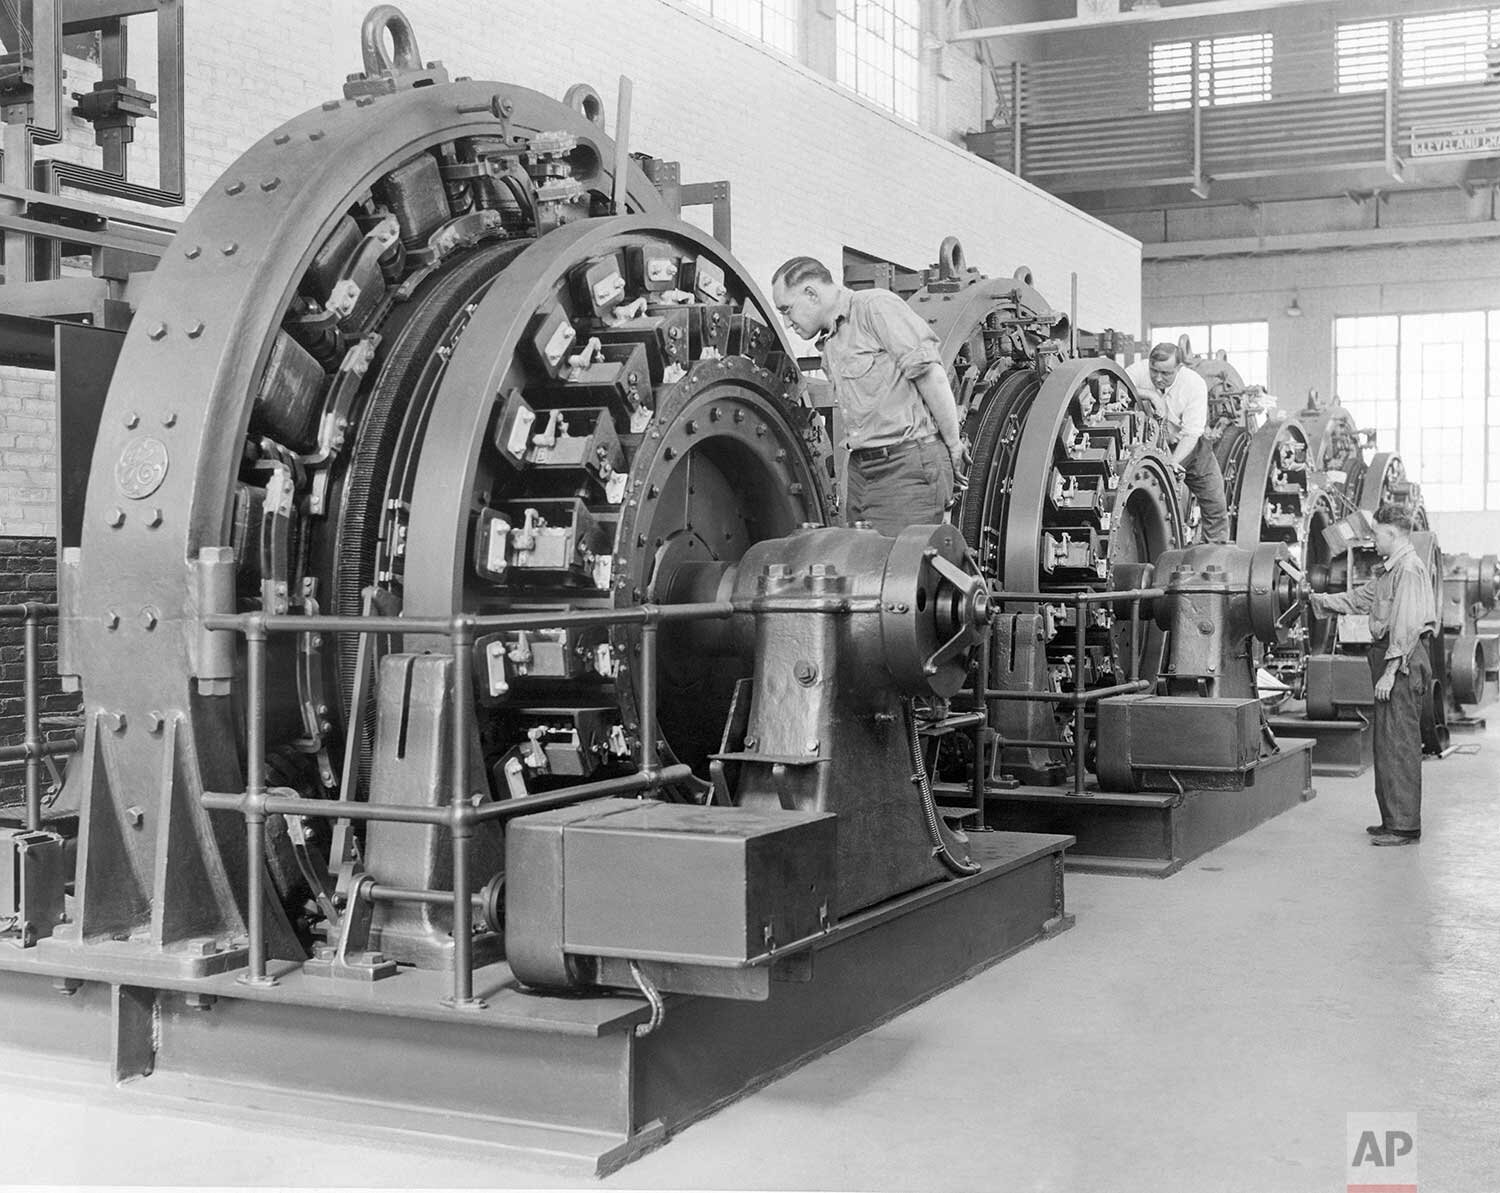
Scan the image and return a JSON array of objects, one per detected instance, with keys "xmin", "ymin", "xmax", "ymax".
[
  {"xmin": 1126, "ymin": 342, "xmax": 1230, "ymax": 543},
  {"xmin": 771, "ymin": 256, "xmax": 965, "ymax": 537},
  {"xmin": 1310, "ymin": 505, "xmax": 1437, "ymax": 847}
]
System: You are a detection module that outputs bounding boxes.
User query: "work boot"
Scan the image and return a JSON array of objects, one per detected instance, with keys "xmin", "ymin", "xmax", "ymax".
[
  {"xmin": 1365, "ymin": 824, "xmax": 1389, "ymax": 835},
  {"xmin": 1371, "ymin": 832, "xmax": 1419, "ymax": 847}
]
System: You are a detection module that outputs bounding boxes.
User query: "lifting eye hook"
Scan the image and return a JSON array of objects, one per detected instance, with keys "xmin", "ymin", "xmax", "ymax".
[{"xmin": 361, "ymin": 5, "xmax": 423, "ymax": 79}]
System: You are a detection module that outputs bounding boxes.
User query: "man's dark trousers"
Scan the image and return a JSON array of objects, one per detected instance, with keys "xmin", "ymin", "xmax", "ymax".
[
  {"xmin": 1367, "ymin": 636, "xmax": 1429, "ymax": 834},
  {"xmin": 1183, "ymin": 437, "xmax": 1230, "ymax": 543},
  {"xmin": 846, "ymin": 437, "xmax": 953, "ymax": 537}
]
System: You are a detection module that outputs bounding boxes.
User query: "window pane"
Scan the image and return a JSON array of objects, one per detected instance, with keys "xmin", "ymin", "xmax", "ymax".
[
  {"xmin": 693, "ymin": 0, "xmax": 800, "ymax": 56},
  {"xmin": 1337, "ymin": 19, "xmax": 1389, "ymax": 93},
  {"xmin": 1150, "ymin": 324, "xmax": 1210, "ymax": 356},
  {"xmin": 1206, "ymin": 321, "xmax": 1269, "ymax": 388},
  {"xmin": 1150, "ymin": 32, "xmax": 1271, "ymax": 111},
  {"xmin": 1402, "ymin": 9, "xmax": 1490, "ymax": 87},
  {"xmin": 835, "ymin": 0, "xmax": 920, "ymax": 121}
]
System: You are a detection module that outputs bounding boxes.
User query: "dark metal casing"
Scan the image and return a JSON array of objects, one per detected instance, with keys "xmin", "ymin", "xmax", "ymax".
[
  {"xmin": 506, "ymin": 798, "xmax": 836, "ymax": 996},
  {"xmin": 0, "ymin": 828, "xmax": 67, "ymax": 945},
  {"xmin": 1095, "ymin": 695, "xmax": 1263, "ymax": 792}
]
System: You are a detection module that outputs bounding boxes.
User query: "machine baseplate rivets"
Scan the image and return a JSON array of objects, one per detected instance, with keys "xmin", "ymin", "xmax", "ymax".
[
  {"xmin": 125, "ymin": 805, "xmax": 144, "ymax": 826},
  {"xmin": 163, "ymin": 411, "xmax": 178, "ymax": 427},
  {"xmin": 105, "ymin": 711, "xmax": 127, "ymax": 734},
  {"xmin": 140, "ymin": 607, "xmax": 159, "ymax": 630},
  {"xmin": 123, "ymin": 411, "xmax": 139, "ymax": 427},
  {"xmin": 793, "ymin": 661, "xmax": 818, "ymax": 686},
  {"xmin": 225, "ymin": 180, "xmax": 244, "ymax": 195},
  {"xmin": 309, "ymin": 129, "xmax": 324, "ymax": 140},
  {"xmin": 146, "ymin": 507, "xmax": 163, "ymax": 528},
  {"xmin": 273, "ymin": 133, "xmax": 290, "ymax": 145},
  {"xmin": 104, "ymin": 609, "xmax": 119, "ymax": 630},
  {"xmin": 261, "ymin": 176, "xmax": 281, "ymax": 191},
  {"xmin": 184, "ymin": 244, "xmax": 200, "ymax": 259},
  {"xmin": 222, "ymin": 242, "xmax": 239, "ymax": 256},
  {"xmin": 186, "ymin": 322, "xmax": 204, "ymax": 339},
  {"xmin": 146, "ymin": 711, "xmax": 165, "ymax": 734},
  {"xmin": 105, "ymin": 507, "xmax": 125, "ymax": 527}
]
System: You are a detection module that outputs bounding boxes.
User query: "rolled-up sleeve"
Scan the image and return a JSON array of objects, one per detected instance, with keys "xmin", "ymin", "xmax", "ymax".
[
  {"xmin": 1321, "ymin": 581, "xmax": 1375, "ymax": 617},
  {"xmin": 860, "ymin": 289, "xmax": 941, "ymax": 380}
]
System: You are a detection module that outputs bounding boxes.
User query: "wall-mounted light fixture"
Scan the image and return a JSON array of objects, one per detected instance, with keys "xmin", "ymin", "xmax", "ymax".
[{"xmin": 1285, "ymin": 295, "xmax": 1303, "ymax": 318}]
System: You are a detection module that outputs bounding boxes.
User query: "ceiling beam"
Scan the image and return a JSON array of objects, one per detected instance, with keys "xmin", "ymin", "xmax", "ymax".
[
  {"xmin": 952, "ymin": 0, "xmax": 1333, "ymax": 42},
  {"xmin": 1142, "ymin": 220, "xmax": 1500, "ymax": 259}
]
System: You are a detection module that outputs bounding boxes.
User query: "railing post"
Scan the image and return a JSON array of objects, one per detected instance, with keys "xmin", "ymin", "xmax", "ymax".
[
  {"xmin": 446, "ymin": 614, "xmax": 484, "ymax": 1011},
  {"xmin": 1190, "ymin": 39, "xmax": 1207, "ymax": 197},
  {"xmin": 1072, "ymin": 595, "xmax": 1087, "ymax": 796},
  {"xmin": 238, "ymin": 614, "xmax": 277, "ymax": 987},
  {"xmin": 1384, "ymin": 19, "xmax": 1401, "ymax": 181},
  {"xmin": 971, "ymin": 622, "xmax": 991, "ymax": 819},
  {"xmin": 639, "ymin": 608, "xmax": 660, "ymax": 779},
  {"xmin": 1011, "ymin": 60, "xmax": 1022, "ymax": 175},
  {"xmin": 22, "ymin": 605, "xmax": 41, "ymax": 832}
]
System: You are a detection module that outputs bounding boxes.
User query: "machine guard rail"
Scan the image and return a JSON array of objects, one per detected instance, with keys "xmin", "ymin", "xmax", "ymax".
[
  {"xmin": 0, "ymin": 603, "xmax": 72, "ymax": 833},
  {"xmin": 956, "ymin": 585, "xmax": 1167, "ymax": 797},
  {"xmin": 200, "ymin": 599, "xmax": 734, "ymax": 1008}
]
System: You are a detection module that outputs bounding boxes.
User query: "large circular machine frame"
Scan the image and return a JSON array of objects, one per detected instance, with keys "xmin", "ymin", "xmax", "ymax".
[{"xmin": 62, "ymin": 64, "xmax": 830, "ymax": 956}]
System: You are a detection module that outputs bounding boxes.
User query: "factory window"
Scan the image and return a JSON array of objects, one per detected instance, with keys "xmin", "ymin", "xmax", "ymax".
[
  {"xmin": 1401, "ymin": 8, "xmax": 1498, "ymax": 88},
  {"xmin": 1149, "ymin": 321, "xmax": 1269, "ymax": 388},
  {"xmin": 1149, "ymin": 33, "xmax": 1273, "ymax": 112},
  {"xmin": 1334, "ymin": 315, "xmax": 1399, "ymax": 462},
  {"xmin": 1336, "ymin": 20, "xmax": 1390, "ymax": 94},
  {"xmin": 835, "ymin": 0, "xmax": 922, "ymax": 122},
  {"xmin": 1335, "ymin": 9, "xmax": 1500, "ymax": 92},
  {"xmin": 1489, "ymin": 310, "xmax": 1500, "ymax": 510},
  {"xmin": 1335, "ymin": 312, "xmax": 1494, "ymax": 511},
  {"xmin": 682, "ymin": 0, "xmax": 800, "ymax": 55}
]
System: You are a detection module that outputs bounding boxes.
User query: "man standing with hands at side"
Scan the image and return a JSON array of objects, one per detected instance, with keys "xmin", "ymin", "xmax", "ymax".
[
  {"xmin": 771, "ymin": 257, "xmax": 964, "ymax": 537},
  {"xmin": 1309, "ymin": 506, "xmax": 1437, "ymax": 846},
  {"xmin": 1126, "ymin": 342, "xmax": 1229, "ymax": 543}
]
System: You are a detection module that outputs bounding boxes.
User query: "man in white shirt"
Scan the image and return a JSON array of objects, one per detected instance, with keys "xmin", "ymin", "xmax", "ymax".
[{"xmin": 1126, "ymin": 342, "xmax": 1229, "ymax": 542}]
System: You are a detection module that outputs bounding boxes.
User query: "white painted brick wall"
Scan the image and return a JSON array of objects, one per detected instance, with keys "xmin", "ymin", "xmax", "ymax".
[
  {"xmin": 0, "ymin": 0, "xmax": 1140, "ymax": 534},
  {"xmin": 178, "ymin": 0, "xmax": 1137, "ymax": 323}
]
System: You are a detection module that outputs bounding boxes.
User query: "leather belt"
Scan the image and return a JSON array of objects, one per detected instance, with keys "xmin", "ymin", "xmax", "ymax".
[{"xmin": 849, "ymin": 434, "xmax": 936, "ymax": 464}]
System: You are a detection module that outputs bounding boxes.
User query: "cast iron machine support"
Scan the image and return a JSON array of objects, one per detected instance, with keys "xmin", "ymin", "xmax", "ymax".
[
  {"xmin": 898, "ymin": 243, "xmax": 1314, "ymax": 873},
  {"xmin": 0, "ymin": 10, "xmax": 1075, "ymax": 1172},
  {"xmin": 898, "ymin": 240, "xmax": 1187, "ymax": 788},
  {"xmin": 506, "ymin": 523, "xmax": 996, "ymax": 997},
  {"xmin": 1095, "ymin": 541, "xmax": 1302, "ymax": 794}
]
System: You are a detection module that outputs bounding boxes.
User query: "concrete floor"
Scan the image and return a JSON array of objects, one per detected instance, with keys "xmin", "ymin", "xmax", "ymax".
[{"xmin": 1, "ymin": 723, "xmax": 1496, "ymax": 1192}]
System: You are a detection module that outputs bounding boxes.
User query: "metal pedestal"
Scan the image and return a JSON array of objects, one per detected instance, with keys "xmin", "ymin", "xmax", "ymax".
[
  {"xmin": 1268, "ymin": 715, "xmax": 1374, "ymax": 776},
  {"xmin": 971, "ymin": 741, "xmax": 1314, "ymax": 877},
  {"xmin": 0, "ymin": 830, "xmax": 1071, "ymax": 1177}
]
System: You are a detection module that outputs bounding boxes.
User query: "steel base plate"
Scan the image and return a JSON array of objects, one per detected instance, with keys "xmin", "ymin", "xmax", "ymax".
[
  {"xmin": 964, "ymin": 741, "xmax": 1315, "ymax": 877},
  {"xmin": 1268, "ymin": 714, "xmax": 1374, "ymax": 777},
  {"xmin": 0, "ymin": 831, "xmax": 1071, "ymax": 1176}
]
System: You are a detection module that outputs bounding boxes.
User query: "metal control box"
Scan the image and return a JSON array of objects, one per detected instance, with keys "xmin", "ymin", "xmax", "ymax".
[
  {"xmin": 0, "ymin": 828, "xmax": 67, "ymax": 945},
  {"xmin": 507, "ymin": 798, "xmax": 837, "ymax": 990},
  {"xmin": 1096, "ymin": 695, "xmax": 1264, "ymax": 791}
]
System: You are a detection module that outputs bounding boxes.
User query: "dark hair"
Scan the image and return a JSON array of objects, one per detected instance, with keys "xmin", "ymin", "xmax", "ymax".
[
  {"xmin": 772, "ymin": 256, "xmax": 834, "ymax": 290},
  {"xmin": 1373, "ymin": 504, "xmax": 1415, "ymax": 533},
  {"xmin": 1148, "ymin": 342, "xmax": 1182, "ymax": 366}
]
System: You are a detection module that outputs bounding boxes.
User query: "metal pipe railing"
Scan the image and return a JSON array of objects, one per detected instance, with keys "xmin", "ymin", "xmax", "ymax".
[
  {"xmin": 0, "ymin": 603, "xmax": 64, "ymax": 832},
  {"xmin": 203, "ymin": 599, "xmax": 734, "ymax": 1005},
  {"xmin": 972, "ymin": 585, "xmax": 1166, "ymax": 796}
]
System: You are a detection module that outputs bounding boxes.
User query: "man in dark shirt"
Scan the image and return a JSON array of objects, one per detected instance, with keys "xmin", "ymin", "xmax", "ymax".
[
  {"xmin": 1310, "ymin": 506, "xmax": 1437, "ymax": 845},
  {"xmin": 771, "ymin": 256, "xmax": 964, "ymax": 537}
]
